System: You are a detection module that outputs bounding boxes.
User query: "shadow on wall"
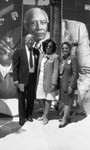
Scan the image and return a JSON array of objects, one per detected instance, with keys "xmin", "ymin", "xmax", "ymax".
[
  {"xmin": 0, "ymin": 73, "xmax": 18, "ymax": 116},
  {"xmin": 0, "ymin": 121, "xmax": 22, "ymax": 139}
]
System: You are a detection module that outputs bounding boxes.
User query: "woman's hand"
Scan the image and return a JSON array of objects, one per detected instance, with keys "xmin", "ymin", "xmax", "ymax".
[
  {"xmin": 50, "ymin": 84, "xmax": 56, "ymax": 92},
  {"xmin": 68, "ymin": 86, "xmax": 72, "ymax": 94},
  {"xmin": 14, "ymin": 81, "xmax": 19, "ymax": 88}
]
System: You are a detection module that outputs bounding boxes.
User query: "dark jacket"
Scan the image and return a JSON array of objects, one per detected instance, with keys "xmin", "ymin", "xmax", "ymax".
[
  {"xmin": 60, "ymin": 55, "xmax": 79, "ymax": 91},
  {"xmin": 12, "ymin": 47, "xmax": 39, "ymax": 85}
]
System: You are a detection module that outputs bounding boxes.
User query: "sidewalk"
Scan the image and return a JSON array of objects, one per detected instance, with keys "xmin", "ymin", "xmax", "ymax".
[{"xmin": 0, "ymin": 100, "xmax": 90, "ymax": 150}]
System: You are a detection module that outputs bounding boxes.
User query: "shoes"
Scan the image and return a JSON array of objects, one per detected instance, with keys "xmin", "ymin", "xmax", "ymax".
[
  {"xmin": 37, "ymin": 110, "xmax": 43, "ymax": 114},
  {"xmin": 25, "ymin": 118, "xmax": 27, "ymax": 122},
  {"xmin": 75, "ymin": 112, "xmax": 86, "ymax": 116},
  {"xmin": 26, "ymin": 114, "xmax": 33, "ymax": 122},
  {"xmin": 38, "ymin": 116, "xmax": 44, "ymax": 121},
  {"xmin": 58, "ymin": 118, "xmax": 62, "ymax": 122},
  {"xmin": 27, "ymin": 116, "xmax": 33, "ymax": 122},
  {"xmin": 58, "ymin": 118, "xmax": 71, "ymax": 128},
  {"xmin": 19, "ymin": 120, "xmax": 25, "ymax": 126},
  {"xmin": 38, "ymin": 116, "xmax": 49, "ymax": 125},
  {"xmin": 43, "ymin": 117, "xmax": 49, "ymax": 125}
]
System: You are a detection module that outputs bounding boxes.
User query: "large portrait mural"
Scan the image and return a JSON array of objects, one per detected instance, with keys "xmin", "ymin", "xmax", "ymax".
[
  {"xmin": 23, "ymin": 0, "xmax": 61, "ymax": 54},
  {"xmin": 23, "ymin": 2, "xmax": 50, "ymax": 53},
  {"xmin": 0, "ymin": 0, "xmax": 61, "ymax": 109},
  {"xmin": 63, "ymin": 0, "xmax": 90, "ymax": 114},
  {"xmin": 0, "ymin": 0, "xmax": 22, "ymax": 98}
]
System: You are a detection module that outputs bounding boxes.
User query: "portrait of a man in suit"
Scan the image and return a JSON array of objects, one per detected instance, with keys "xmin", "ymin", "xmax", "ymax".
[{"xmin": 23, "ymin": 7, "xmax": 50, "ymax": 52}]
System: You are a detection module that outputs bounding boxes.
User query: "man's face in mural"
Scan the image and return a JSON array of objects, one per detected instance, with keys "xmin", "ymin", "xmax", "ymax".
[{"xmin": 24, "ymin": 8, "xmax": 49, "ymax": 42}]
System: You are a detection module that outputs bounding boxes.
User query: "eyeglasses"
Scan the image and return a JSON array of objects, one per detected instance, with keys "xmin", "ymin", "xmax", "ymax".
[
  {"xmin": 28, "ymin": 40, "xmax": 34, "ymax": 42},
  {"xmin": 25, "ymin": 40, "xmax": 35, "ymax": 45},
  {"xmin": 46, "ymin": 45, "xmax": 53, "ymax": 48},
  {"xmin": 62, "ymin": 47, "xmax": 69, "ymax": 50}
]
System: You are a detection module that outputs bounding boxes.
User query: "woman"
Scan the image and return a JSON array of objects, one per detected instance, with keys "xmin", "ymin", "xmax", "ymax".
[
  {"xmin": 36, "ymin": 39, "xmax": 59, "ymax": 125},
  {"xmin": 59, "ymin": 42, "xmax": 79, "ymax": 128}
]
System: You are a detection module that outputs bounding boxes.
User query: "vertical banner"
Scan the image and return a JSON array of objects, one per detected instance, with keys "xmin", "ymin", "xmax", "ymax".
[
  {"xmin": 0, "ymin": 0, "xmax": 22, "ymax": 98},
  {"xmin": 50, "ymin": 0, "xmax": 61, "ymax": 55}
]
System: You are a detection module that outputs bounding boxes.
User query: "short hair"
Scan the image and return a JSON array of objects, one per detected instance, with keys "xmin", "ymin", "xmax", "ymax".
[
  {"xmin": 25, "ymin": 34, "xmax": 34, "ymax": 43},
  {"xmin": 61, "ymin": 41, "xmax": 72, "ymax": 51},
  {"xmin": 42, "ymin": 39, "xmax": 56, "ymax": 53},
  {"xmin": 24, "ymin": 7, "xmax": 49, "ymax": 31}
]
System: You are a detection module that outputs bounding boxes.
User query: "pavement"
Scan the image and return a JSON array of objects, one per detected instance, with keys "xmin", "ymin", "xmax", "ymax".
[{"xmin": 0, "ymin": 100, "xmax": 90, "ymax": 150}]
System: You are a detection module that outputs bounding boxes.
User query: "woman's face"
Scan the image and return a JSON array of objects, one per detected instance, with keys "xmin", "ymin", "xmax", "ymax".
[
  {"xmin": 62, "ymin": 44, "xmax": 70, "ymax": 58},
  {"xmin": 45, "ymin": 42, "xmax": 53, "ymax": 55}
]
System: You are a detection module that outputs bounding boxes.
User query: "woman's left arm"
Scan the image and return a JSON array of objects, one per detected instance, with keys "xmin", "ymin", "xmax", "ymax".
[
  {"xmin": 69, "ymin": 57, "xmax": 79, "ymax": 89},
  {"xmin": 52, "ymin": 55, "xmax": 60, "ymax": 87}
]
